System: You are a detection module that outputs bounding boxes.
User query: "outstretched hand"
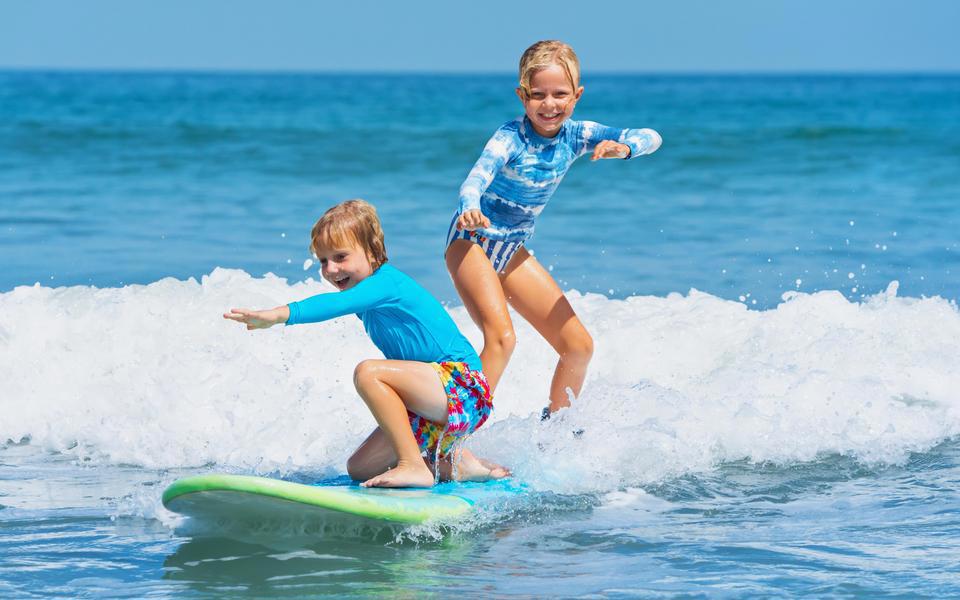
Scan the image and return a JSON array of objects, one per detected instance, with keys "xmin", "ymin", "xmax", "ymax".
[
  {"xmin": 223, "ymin": 306, "xmax": 288, "ymax": 330},
  {"xmin": 591, "ymin": 140, "xmax": 631, "ymax": 161},
  {"xmin": 456, "ymin": 209, "xmax": 491, "ymax": 231}
]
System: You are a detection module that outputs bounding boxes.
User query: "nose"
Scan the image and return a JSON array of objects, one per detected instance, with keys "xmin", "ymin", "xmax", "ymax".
[{"xmin": 541, "ymin": 97, "xmax": 564, "ymax": 114}]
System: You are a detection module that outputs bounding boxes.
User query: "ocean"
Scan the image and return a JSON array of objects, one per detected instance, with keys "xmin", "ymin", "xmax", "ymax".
[{"xmin": 1, "ymin": 71, "xmax": 959, "ymax": 598}]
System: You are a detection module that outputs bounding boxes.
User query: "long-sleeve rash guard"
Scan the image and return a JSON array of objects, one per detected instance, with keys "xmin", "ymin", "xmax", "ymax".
[
  {"xmin": 458, "ymin": 116, "xmax": 661, "ymax": 242},
  {"xmin": 285, "ymin": 263, "xmax": 481, "ymax": 372}
]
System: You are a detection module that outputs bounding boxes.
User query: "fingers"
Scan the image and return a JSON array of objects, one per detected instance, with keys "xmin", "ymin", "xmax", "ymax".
[
  {"xmin": 458, "ymin": 210, "xmax": 491, "ymax": 231},
  {"xmin": 591, "ymin": 143, "xmax": 604, "ymax": 161},
  {"xmin": 223, "ymin": 308, "xmax": 247, "ymax": 322},
  {"xmin": 592, "ymin": 141, "xmax": 615, "ymax": 160},
  {"xmin": 223, "ymin": 308, "xmax": 259, "ymax": 326},
  {"xmin": 591, "ymin": 141, "xmax": 628, "ymax": 161}
]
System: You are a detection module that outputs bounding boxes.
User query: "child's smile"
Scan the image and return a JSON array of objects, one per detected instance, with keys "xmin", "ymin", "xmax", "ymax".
[
  {"xmin": 317, "ymin": 243, "xmax": 374, "ymax": 291},
  {"xmin": 517, "ymin": 64, "xmax": 584, "ymax": 138}
]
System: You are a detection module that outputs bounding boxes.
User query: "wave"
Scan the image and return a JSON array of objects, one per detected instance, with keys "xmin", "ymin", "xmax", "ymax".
[{"xmin": 1, "ymin": 270, "xmax": 958, "ymax": 494}]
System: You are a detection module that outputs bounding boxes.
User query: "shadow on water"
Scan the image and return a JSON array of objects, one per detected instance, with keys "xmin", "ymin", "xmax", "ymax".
[
  {"xmin": 162, "ymin": 525, "xmax": 515, "ymax": 598},
  {"xmin": 159, "ymin": 487, "xmax": 599, "ymax": 598},
  {"xmin": 163, "ymin": 536, "xmax": 426, "ymax": 598}
]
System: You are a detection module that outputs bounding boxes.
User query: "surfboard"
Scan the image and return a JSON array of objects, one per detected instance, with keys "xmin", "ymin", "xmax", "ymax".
[{"xmin": 162, "ymin": 474, "xmax": 480, "ymax": 526}]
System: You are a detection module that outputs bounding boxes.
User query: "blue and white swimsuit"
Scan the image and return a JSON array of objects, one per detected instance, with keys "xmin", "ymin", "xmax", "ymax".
[{"xmin": 446, "ymin": 116, "xmax": 661, "ymax": 271}]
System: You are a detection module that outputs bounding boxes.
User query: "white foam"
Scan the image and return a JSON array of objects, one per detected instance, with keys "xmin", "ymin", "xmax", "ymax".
[{"xmin": 2, "ymin": 272, "xmax": 958, "ymax": 494}]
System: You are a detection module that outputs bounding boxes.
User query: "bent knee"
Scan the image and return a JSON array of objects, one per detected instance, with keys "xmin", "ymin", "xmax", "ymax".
[
  {"xmin": 484, "ymin": 326, "xmax": 517, "ymax": 355},
  {"xmin": 560, "ymin": 330, "xmax": 594, "ymax": 362},
  {"xmin": 346, "ymin": 454, "xmax": 372, "ymax": 481},
  {"xmin": 353, "ymin": 359, "xmax": 381, "ymax": 387}
]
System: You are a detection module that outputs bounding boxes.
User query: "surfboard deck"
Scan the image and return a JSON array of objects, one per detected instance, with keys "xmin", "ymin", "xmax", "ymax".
[{"xmin": 162, "ymin": 474, "xmax": 482, "ymax": 525}]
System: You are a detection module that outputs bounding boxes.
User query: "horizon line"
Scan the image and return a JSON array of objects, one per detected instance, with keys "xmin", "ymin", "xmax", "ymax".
[{"xmin": 2, "ymin": 66, "xmax": 959, "ymax": 78}]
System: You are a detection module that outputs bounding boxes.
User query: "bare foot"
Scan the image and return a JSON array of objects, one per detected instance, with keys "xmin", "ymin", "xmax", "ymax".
[
  {"xmin": 361, "ymin": 460, "xmax": 435, "ymax": 488},
  {"xmin": 438, "ymin": 449, "xmax": 511, "ymax": 482},
  {"xmin": 477, "ymin": 457, "xmax": 512, "ymax": 479}
]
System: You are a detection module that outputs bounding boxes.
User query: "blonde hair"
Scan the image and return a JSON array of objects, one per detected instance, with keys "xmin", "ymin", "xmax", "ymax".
[
  {"xmin": 310, "ymin": 199, "xmax": 388, "ymax": 270},
  {"xmin": 518, "ymin": 40, "xmax": 581, "ymax": 96}
]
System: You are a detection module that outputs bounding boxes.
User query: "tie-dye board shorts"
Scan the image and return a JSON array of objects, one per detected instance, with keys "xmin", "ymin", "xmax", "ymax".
[{"xmin": 408, "ymin": 361, "xmax": 493, "ymax": 459}]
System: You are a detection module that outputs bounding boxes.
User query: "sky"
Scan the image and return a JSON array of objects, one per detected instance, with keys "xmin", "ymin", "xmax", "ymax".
[{"xmin": 2, "ymin": 0, "xmax": 959, "ymax": 73}]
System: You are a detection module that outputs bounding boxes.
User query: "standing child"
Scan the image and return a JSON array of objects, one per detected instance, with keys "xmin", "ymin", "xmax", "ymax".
[
  {"xmin": 445, "ymin": 40, "xmax": 662, "ymax": 416},
  {"xmin": 226, "ymin": 199, "xmax": 507, "ymax": 488}
]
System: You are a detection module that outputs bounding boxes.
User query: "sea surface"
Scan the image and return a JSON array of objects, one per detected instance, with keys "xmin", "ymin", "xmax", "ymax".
[{"xmin": 1, "ymin": 71, "xmax": 959, "ymax": 598}]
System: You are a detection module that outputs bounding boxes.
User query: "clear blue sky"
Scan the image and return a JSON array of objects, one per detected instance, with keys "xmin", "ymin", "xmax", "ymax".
[{"xmin": 2, "ymin": 0, "xmax": 958, "ymax": 73}]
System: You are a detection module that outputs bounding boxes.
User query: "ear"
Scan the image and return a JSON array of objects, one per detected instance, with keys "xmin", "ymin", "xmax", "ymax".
[
  {"xmin": 515, "ymin": 87, "xmax": 526, "ymax": 103},
  {"xmin": 574, "ymin": 85, "xmax": 584, "ymax": 101}
]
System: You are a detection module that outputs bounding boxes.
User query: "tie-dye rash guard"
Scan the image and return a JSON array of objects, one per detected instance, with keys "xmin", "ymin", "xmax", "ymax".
[{"xmin": 457, "ymin": 116, "xmax": 662, "ymax": 243}]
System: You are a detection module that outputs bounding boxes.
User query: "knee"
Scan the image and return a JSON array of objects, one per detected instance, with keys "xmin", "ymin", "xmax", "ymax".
[
  {"xmin": 485, "ymin": 326, "xmax": 516, "ymax": 356},
  {"xmin": 353, "ymin": 359, "xmax": 380, "ymax": 388},
  {"xmin": 346, "ymin": 453, "xmax": 369, "ymax": 481},
  {"xmin": 561, "ymin": 329, "xmax": 594, "ymax": 363}
]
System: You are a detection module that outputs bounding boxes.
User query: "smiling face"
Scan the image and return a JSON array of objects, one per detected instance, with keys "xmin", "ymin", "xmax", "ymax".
[
  {"xmin": 308, "ymin": 199, "xmax": 388, "ymax": 291},
  {"xmin": 316, "ymin": 241, "xmax": 374, "ymax": 291},
  {"xmin": 516, "ymin": 64, "xmax": 584, "ymax": 138}
]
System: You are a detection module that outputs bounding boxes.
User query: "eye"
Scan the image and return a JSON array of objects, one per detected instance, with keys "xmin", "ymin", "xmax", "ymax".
[
  {"xmin": 335, "ymin": 254, "xmax": 348, "ymax": 261},
  {"xmin": 319, "ymin": 258, "xmax": 328, "ymax": 265}
]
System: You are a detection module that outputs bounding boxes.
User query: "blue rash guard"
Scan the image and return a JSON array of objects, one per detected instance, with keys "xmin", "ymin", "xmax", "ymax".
[
  {"xmin": 457, "ymin": 116, "xmax": 662, "ymax": 243},
  {"xmin": 285, "ymin": 263, "xmax": 482, "ymax": 372}
]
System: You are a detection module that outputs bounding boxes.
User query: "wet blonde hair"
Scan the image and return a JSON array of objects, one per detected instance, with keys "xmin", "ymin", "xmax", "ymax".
[
  {"xmin": 310, "ymin": 199, "xmax": 388, "ymax": 270},
  {"xmin": 518, "ymin": 40, "xmax": 581, "ymax": 97}
]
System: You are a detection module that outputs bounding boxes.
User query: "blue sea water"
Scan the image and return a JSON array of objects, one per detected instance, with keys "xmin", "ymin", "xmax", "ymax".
[{"xmin": 1, "ymin": 71, "xmax": 959, "ymax": 598}]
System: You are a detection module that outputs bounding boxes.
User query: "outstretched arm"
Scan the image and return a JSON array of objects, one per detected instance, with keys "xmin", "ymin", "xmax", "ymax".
[{"xmin": 224, "ymin": 270, "xmax": 393, "ymax": 330}]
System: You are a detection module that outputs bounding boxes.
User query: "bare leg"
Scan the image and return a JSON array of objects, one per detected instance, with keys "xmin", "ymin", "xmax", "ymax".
[
  {"xmin": 347, "ymin": 428, "xmax": 430, "ymax": 482},
  {"xmin": 500, "ymin": 247, "xmax": 594, "ymax": 413},
  {"xmin": 446, "ymin": 239, "xmax": 516, "ymax": 392},
  {"xmin": 352, "ymin": 360, "xmax": 448, "ymax": 488}
]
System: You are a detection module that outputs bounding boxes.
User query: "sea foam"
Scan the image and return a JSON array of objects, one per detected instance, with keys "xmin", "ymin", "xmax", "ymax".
[{"xmin": 1, "ymin": 271, "xmax": 958, "ymax": 493}]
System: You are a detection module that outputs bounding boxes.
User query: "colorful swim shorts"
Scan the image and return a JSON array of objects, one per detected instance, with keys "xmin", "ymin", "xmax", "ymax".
[
  {"xmin": 408, "ymin": 361, "xmax": 493, "ymax": 459},
  {"xmin": 445, "ymin": 214, "xmax": 524, "ymax": 273}
]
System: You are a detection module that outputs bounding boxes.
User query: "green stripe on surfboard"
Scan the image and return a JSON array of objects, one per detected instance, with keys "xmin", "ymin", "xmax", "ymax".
[{"xmin": 162, "ymin": 474, "xmax": 474, "ymax": 524}]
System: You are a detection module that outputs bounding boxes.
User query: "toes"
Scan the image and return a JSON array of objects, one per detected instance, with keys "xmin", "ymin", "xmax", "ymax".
[{"xmin": 490, "ymin": 467, "xmax": 510, "ymax": 479}]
